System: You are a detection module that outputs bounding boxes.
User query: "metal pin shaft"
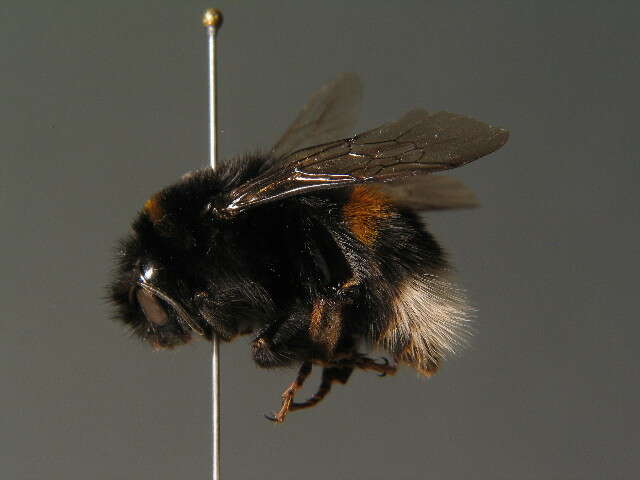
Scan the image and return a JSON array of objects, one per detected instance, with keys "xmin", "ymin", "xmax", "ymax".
[{"xmin": 203, "ymin": 8, "xmax": 223, "ymax": 480}]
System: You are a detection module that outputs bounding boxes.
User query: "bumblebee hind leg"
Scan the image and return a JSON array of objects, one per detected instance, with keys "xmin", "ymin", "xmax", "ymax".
[{"xmin": 352, "ymin": 355, "xmax": 398, "ymax": 377}]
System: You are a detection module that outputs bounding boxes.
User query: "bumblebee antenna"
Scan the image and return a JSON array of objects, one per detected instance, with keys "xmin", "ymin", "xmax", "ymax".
[{"xmin": 203, "ymin": 7, "xmax": 223, "ymax": 480}]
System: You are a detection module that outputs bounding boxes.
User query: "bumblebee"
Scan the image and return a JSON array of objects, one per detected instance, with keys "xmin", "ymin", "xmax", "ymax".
[{"xmin": 109, "ymin": 73, "xmax": 509, "ymax": 423}]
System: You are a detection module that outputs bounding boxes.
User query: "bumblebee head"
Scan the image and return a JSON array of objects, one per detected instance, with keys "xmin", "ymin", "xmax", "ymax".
[
  {"xmin": 108, "ymin": 167, "xmax": 272, "ymax": 348},
  {"xmin": 108, "ymin": 225, "xmax": 209, "ymax": 349},
  {"xmin": 108, "ymin": 179, "xmax": 220, "ymax": 349}
]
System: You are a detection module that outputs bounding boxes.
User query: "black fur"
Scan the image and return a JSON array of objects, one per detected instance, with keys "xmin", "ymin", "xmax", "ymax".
[{"xmin": 108, "ymin": 153, "xmax": 447, "ymax": 362}]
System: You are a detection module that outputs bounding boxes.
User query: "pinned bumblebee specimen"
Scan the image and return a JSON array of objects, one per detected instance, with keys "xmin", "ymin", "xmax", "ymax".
[{"xmin": 109, "ymin": 73, "xmax": 509, "ymax": 423}]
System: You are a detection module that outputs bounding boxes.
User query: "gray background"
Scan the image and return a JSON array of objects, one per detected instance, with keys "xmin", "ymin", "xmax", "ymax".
[{"xmin": 2, "ymin": 1, "xmax": 638, "ymax": 479}]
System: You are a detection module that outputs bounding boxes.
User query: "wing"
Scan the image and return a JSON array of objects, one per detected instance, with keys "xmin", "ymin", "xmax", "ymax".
[
  {"xmin": 271, "ymin": 73, "xmax": 363, "ymax": 160},
  {"xmin": 379, "ymin": 175, "xmax": 478, "ymax": 211},
  {"xmin": 218, "ymin": 109, "xmax": 509, "ymax": 217}
]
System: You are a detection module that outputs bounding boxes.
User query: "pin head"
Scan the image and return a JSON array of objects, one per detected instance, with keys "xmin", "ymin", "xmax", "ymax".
[{"xmin": 202, "ymin": 8, "xmax": 223, "ymax": 29}]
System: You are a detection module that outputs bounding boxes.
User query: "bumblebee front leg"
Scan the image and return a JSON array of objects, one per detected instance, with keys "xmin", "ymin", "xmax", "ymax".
[{"xmin": 265, "ymin": 361, "xmax": 312, "ymax": 424}]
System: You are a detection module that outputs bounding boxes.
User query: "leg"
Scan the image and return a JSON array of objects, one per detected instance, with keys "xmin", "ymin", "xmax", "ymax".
[
  {"xmin": 352, "ymin": 355, "xmax": 398, "ymax": 377},
  {"xmin": 265, "ymin": 362, "xmax": 312, "ymax": 423},
  {"xmin": 264, "ymin": 355, "xmax": 395, "ymax": 422},
  {"xmin": 290, "ymin": 365, "xmax": 354, "ymax": 412},
  {"xmin": 251, "ymin": 305, "xmax": 318, "ymax": 369}
]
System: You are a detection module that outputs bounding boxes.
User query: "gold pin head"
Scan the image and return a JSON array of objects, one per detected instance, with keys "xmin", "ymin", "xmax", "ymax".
[{"xmin": 202, "ymin": 8, "xmax": 223, "ymax": 29}]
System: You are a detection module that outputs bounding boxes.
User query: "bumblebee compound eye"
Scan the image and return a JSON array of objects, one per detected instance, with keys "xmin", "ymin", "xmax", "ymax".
[
  {"xmin": 136, "ymin": 288, "xmax": 169, "ymax": 326},
  {"xmin": 134, "ymin": 283, "xmax": 206, "ymax": 337}
]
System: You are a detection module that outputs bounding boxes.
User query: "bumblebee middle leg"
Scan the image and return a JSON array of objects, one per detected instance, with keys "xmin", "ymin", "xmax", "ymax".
[
  {"xmin": 284, "ymin": 355, "xmax": 396, "ymax": 415},
  {"xmin": 251, "ymin": 316, "xmax": 309, "ymax": 368},
  {"xmin": 289, "ymin": 365, "xmax": 354, "ymax": 412},
  {"xmin": 264, "ymin": 355, "xmax": 396, "ymax": 422}
]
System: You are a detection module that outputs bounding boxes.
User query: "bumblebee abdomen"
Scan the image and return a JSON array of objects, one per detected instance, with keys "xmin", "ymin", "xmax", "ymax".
[
  {"xmin": 342, "ymin": 186, "xmax": 393, "ymax": 247},
  {"xmin": 337, "ymin": 186, "xmax": 472, "ymax": 376}
]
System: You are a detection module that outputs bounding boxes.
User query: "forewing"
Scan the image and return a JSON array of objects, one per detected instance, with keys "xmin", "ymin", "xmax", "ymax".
[
  {"xmin": 287, "ymin": 109, "xmax": 508, "ymax": 177},
  {"xmin": 220, "ymin": 109, "xmax": 508, "ymax": 216},
  {"xmin": 271, "ymin": 73, "xmax": 363, "ymax": 159}
]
